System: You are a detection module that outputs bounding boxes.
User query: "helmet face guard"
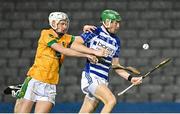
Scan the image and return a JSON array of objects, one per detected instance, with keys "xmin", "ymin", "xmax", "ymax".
[
  {"xmin": 49, "ymin": 12, "xmax": 69, "ymax": 32},
  {"xmin": 101, "ymin": 10, "xmax": 121, "ymax": 28}
]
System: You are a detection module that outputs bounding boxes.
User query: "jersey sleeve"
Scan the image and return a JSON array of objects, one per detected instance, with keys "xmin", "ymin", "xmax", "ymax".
[
  {"xmin": 67, "ymin": 35, "xmax": 75, "ymax": 48},
  {"xmin": 39, "ymin": 30, "xmax": 58, "ymax": 47},
  {"xmin": 113, "ymin": 37, "xmax": 121, "ymax": 58}
]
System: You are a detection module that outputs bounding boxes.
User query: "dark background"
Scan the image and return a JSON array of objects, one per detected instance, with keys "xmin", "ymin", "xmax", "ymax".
[{"xmin": 0, "ymin": 0, "xmax": 180, "ymax": 105}]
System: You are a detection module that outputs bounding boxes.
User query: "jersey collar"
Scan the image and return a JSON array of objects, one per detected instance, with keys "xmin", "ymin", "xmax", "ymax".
[
  {"xmin": 100, "ymin": 25, "xmax": 116, "ymax": 38},
  {"xmin": 101, "ymin": 25, "xmax": 110, "ymax": 35}
]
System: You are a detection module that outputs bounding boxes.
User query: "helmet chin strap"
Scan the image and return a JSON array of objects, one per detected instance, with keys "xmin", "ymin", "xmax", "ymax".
[
  {"xmin": 51, "ymin": 20, "xmax": 60, "ymax": 30},
  {"xmin": 56, "ymin": 32, "xmax": 64, "ymax": 38},
  {"xmin": 52, "ymin": 28, "xmax": 64, "ymax": 38},
  {"xmin": 103, "ymin": 20, "xmax": 113, "ymax": 34},
  {"xmin": 103, "ymin": 19, "xmax": 111, "ymax": 28}
]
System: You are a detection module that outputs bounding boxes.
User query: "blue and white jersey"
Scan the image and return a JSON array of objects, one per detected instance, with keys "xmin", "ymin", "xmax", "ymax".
[{"xmin": 80, "ymin": 26, "xmax": 121, "ymax": 81}]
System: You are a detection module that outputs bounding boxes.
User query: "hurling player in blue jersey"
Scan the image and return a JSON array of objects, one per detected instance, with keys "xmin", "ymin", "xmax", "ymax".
[{"xmin": 73, "ymin": 9, "xmax": 142, "ymax": 113}]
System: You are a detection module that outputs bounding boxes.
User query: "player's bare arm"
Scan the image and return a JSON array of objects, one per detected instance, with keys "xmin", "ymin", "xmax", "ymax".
[
  {"xmin": 112, "ymin": 58, "xmax": 142, "ymax": 85},
  {"xmin": 51, "ymin": 43, "xmax": 98, "ymax": 63},
  {"xmin": 70, "ymin": 36, "xmax": 107, "ymax": 57}
]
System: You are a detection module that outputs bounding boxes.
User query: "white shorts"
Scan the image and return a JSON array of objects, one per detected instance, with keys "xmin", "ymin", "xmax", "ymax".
[
  {"xmin": 23, "ymin": 78, "xmax": 56, "ymax": 104},
  {"xmin": 81, "ymin": 71, "xmax": 109, "ymax": 101}
]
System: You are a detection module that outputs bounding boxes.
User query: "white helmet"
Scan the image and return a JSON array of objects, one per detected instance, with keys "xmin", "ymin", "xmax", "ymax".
[{"xmin": 48, "ymin": 12, "xmax": 69, "ymax": 31}]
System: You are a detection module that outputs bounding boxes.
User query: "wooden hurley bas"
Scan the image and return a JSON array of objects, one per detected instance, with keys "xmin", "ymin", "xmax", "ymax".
[{"xmin": 111, "ymin": 64, "xmax": 141, "ymax": 75}]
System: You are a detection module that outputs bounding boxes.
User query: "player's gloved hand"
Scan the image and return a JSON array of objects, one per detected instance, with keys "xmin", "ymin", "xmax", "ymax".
[
  {"xmin": 83, "ymin": 25, "xmax": 97, "ymax": 33},
  {"xmin": 87, "ymin": 55, "xmax": 98, "ymax": 64}
]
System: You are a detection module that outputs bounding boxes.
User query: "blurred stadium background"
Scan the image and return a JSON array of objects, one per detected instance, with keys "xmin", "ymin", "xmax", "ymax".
[{"xmin": 0, "ymin": 0, "xmax": 180, "ymax": 113}]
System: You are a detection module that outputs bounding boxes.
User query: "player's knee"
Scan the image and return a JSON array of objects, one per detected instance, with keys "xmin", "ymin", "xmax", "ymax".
[
  {"xmin": 110, "ymin": 96, "xmax": 117, "ymax": 106},
  {"xmin": 107, "ymin": 95, "xmax": 116, "ymax": 106}
]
